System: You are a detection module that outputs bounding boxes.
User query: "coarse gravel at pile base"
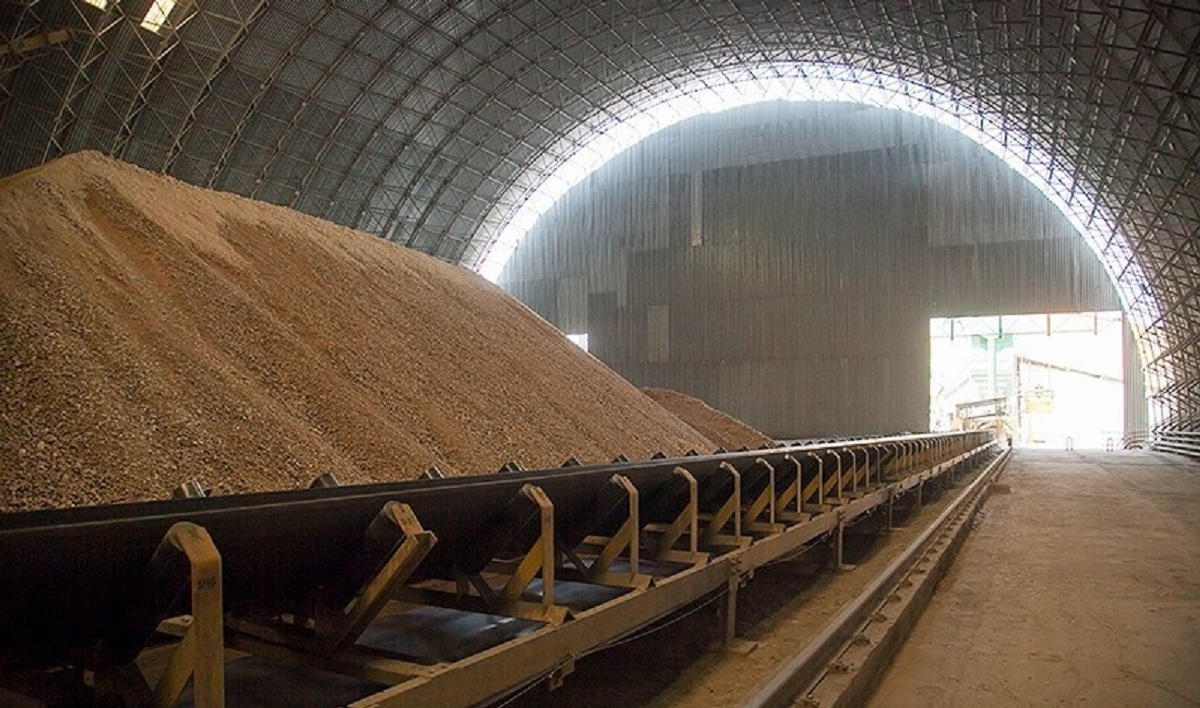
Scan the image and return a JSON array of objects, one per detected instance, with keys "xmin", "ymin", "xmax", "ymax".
[
  {"xmin": 642, "ymin": 387, "xmax": 773, "ymax": 451},
  {"xmin": 0, "ymin": 151, "xmax": 713, "ymax": 512}
]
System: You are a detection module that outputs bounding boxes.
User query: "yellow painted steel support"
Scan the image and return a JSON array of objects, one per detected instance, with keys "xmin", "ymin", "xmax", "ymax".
[
  {"xmin": 832, "ymin": 509, "xmax": 854, "ymax": 571},
  {"xmin": 773, "ymin": 455, "xmax": 810, "ymax": 525},
  {"xmin": 585, "ymin": 475, "xmax": 642, "ymax": 585},
  {"xmin": 881, "ymin": 444, "xmax": 897, "ymax": 479},
  {"xmin": 350, "ymin": 434, "xmax": 997, "ymax": 707},
  {"xmin": 845, "ymin": 448, "xmax": 867, "ymax": 495},
  {"xmin": 743, "ymin": 458, "xmax": 783, "ymax": 533},
  {"xmin": 806, "ymin": 452, "xmax": 825, "ymax": 508},
  {"xmin": 153, "ymin": 522, "xmax": 223, "ymax": 708},
  {"xmin": 865, "ymin": 446, "xmax": 877, "ymax": 487},
  {"xmin": 501, "ymin": 484, "xmax": 556, "ymax": 609},
  {"xmin": 775, "ymin": 455, "xmax": 800, "ymax": 512},
  {"xmin": 723, "ymin": 557, "xmax": 742, "ymax": 645},
  {"xmin": 326, "ymin": 502, "xmax": 436, "ymax": 648},
  {"xmin": 824, "ymin": 450, "xmax": 846, "ymax": 505},
  {"xmin": 654, "ymin": 467, "xmax": 702, "ymax": 562},
  {"xmin": 707, "ymin": 463, "xmax": 742, "ymax": 539}
]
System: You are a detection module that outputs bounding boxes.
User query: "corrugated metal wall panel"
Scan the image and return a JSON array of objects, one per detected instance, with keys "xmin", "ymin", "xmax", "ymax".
[
  {"xmin": 499, "ymin": 103, "xmax": 1119, "ymax": 438},
  {"xmin": 1124, "ymin": 315, "xmax": 1149, "ymax": 436},
  {"xmin": 552, "ymin": 275, "xmax": 586, "ymax": 333}
]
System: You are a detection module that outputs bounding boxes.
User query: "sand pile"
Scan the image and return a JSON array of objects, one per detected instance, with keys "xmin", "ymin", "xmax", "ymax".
[
  {"xmin": 642, "ymin": 388, "xmax": 773, "ymax": 451},
  {"xmin": 0, "ymin": 152, "xmax": 712, "ymax": 511}
]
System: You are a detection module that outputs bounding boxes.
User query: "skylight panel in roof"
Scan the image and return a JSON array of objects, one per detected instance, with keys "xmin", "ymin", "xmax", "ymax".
[{"xmin": 141, "ymin": 0, "xmax": 177, "ymax": 33}]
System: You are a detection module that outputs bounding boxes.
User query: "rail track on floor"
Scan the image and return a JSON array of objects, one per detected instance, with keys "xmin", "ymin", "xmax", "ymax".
[{"xmin": 745, "ymin": 447, "xmax": 1010, "ymax": 707}]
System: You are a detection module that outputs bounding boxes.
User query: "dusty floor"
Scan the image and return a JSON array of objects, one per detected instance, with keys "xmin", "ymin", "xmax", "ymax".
[
  {"xmin": 871, "ymin": 449, "xmax": 1200, "ymax": 708},
  {"xmin": 505, "ymin": 472, "xmax": 972, "ymax": 707}
]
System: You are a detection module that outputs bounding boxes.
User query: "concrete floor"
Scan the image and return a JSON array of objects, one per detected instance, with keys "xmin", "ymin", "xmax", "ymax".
[{"xmin": 871, "ymin": 449, "xmax": 1200, "ymax": 708}]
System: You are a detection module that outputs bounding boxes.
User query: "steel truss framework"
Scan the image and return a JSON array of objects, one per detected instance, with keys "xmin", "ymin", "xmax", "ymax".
[{"xmin": 0, "ymin": 1, "xmax": 1197, "ymax": 429}]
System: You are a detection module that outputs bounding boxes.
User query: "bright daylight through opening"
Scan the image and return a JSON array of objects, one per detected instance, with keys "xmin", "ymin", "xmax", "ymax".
[{"xmin": 930, "ymin": 312, "xmax": 1124, "ymax": 449}]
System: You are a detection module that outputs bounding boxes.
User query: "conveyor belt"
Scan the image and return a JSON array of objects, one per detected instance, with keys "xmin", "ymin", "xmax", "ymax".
[{"xmin": 0, "ymin": 431, "xmax": 991, "ymax": 705}]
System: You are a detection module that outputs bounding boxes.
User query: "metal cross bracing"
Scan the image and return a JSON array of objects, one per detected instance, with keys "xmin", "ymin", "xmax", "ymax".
[{"xmin": 0, "ymin": 0, "xmax": 1197, "ymax": 431}]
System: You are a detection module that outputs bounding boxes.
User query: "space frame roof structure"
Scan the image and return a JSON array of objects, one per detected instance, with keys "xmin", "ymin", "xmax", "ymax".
[{"xmin": 1, "ymin": 0, "xmax": 1197, "ymax": 427}]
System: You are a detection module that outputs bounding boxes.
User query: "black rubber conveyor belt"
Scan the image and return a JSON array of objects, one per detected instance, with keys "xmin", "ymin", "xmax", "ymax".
[{"xmin": 0, "ymin": 432, "xmax": 984, "ymax": 667}]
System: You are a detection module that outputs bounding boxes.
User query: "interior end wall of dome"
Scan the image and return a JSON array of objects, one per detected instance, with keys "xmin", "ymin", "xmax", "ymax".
[{"xmin": 499, "ymin": 103, "xmax": 1123, "ymax": 437}]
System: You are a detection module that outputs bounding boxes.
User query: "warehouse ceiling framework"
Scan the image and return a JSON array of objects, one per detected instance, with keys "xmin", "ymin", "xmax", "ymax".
[{"xmin": 1, "ymin": 1, "xmax": 1197, "ymax": 429}]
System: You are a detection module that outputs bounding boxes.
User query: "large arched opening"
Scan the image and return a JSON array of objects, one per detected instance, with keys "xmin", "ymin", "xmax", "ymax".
[{"xmin": 476, "ymin": 64, "xmax": 1162, "ymax": 434}]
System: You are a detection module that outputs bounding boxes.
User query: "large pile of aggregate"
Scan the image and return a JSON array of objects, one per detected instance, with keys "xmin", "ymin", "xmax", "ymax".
[
  {"xmin": 642, "ymin": 388, "xmax": 773, "ymax": 451},
  {"xmin": 0, "ymin": 152, "xmax": 712, "ymax": 511}
]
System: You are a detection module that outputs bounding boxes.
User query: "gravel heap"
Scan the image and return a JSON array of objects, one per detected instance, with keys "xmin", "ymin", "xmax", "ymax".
[
  {"xmin": 642, "ymin": 388, "xmax": 773, "ymax": 451},
  {"xmin": 0, "ymin": 152, "xmax": 712, "ymax": 511}
]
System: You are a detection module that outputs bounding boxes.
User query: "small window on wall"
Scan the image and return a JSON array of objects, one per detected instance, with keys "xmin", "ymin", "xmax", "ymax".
[{"xmin": 566, "ymin": 333, "xmax": 589, "ymax": 352}]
